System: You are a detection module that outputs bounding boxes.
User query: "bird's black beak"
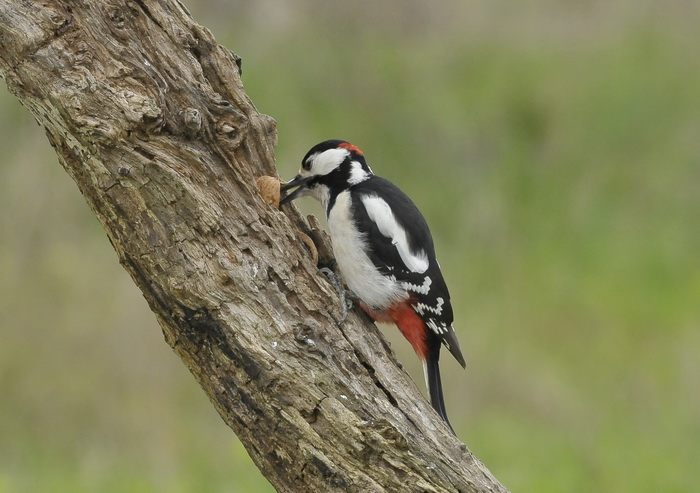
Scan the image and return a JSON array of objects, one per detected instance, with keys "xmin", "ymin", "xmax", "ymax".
[{"xmin": 280, "ymin": 174, "xmax": 312, "ymax": 206}]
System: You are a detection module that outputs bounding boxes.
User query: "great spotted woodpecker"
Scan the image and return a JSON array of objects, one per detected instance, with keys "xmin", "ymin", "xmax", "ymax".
[{"xmin": 280, "ymin": 139, "xmax": 466, "ymax": 431}]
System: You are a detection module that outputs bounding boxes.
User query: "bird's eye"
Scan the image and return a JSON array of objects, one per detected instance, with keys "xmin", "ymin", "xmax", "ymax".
[{"xmin": 302, "ymin": 159, "xmax": 312, "ymax": 171}]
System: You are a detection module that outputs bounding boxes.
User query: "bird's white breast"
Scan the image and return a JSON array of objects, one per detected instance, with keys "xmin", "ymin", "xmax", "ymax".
[{"xmin": 327, "ymin": 191, "xmax": 405, "ymax": 309}]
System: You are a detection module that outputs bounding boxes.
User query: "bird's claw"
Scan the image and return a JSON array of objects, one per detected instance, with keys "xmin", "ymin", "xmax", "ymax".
[{"xmin": 319, "ymin": 267, "xmax": 355, "ymax": 324}]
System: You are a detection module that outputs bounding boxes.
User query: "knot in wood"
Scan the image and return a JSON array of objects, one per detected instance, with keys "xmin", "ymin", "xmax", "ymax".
[
  {"xmin": 109, "ymin": 7, "xmax": 126, "ymax": 28},
  {"xmin": 70, "ymin": 41, "xmax": 94, "ymax": 67},
  {"xmin": 175, "ymin": 28, "xmax": 196, "ymax": 49},
  {"xmin": 216, "ymin": 116, "xmax": 247, "ymax": 148},
  {"xmin": 48, "ymin": 8, "xmax": 71, "ymax": 30},
  {"xmin": 182, "ymin": 107, "xmax": 202, "ymax": 138},
  {"xmin": 294, "ymin": 324, "xmax": 318, "ymax": 347},
  {"xmin": 121, "ymin": 90, "xmax": 162, "ymax": 127},
  {"xmin": 218, "ymin": 122, "xmax": 237, "ymax": 136}
]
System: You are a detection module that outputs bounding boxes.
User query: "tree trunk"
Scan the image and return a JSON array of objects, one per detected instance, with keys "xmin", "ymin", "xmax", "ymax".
[{"xmin": 0, "ymin": 1, "xmax": 508, "ymax": 491}]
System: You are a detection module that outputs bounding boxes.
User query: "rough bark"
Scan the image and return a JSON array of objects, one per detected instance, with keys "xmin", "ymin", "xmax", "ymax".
[{"xmin": 0, "ymin": 1, "xmax": 508, "ymax": 492}]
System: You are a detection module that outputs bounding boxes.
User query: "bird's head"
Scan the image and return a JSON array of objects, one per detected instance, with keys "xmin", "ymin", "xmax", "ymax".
[{"xmin": 280, "ymin": 140, "xmax": 373, "ymax": 206}]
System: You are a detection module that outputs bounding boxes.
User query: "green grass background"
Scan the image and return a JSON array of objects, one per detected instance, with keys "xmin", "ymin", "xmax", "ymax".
[{"xmin": 1, "ymin": 1, "xmax": 698, "ymax": 491}]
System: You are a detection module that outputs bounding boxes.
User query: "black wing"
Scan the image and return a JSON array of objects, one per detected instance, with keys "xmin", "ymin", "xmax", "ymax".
[{"xmin": 351, "ymin": 177, "xmax": 465, "ymax": 367}]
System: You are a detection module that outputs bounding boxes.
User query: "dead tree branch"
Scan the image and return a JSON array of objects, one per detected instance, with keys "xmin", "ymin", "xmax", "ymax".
[{"xmin": 0, "ymin": 1, "xmax": 508, "ymax": 491}]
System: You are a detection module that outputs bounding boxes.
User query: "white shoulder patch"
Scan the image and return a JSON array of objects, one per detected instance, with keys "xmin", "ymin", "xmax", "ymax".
[
  {"xmin": 348, "ymin": 160, "xmax": 370, "ymax": 185},
  {"xmin": 360, "ymin": 195, "xmax": 429, "ymax": 273},
  {"xmin": 328, "ymin": 191, "xmax": 405, "ymax": 309}
]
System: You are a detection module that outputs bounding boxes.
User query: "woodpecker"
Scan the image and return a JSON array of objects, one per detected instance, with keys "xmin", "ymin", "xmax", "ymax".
[{"xmin": 280, "ymin": 139, "xmax": 466, "ymax": 431}]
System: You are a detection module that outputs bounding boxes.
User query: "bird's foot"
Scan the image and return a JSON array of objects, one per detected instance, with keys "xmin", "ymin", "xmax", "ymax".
[{"xmin": 319, "ymin": 266, "xmax": 355, "ymax": 324}]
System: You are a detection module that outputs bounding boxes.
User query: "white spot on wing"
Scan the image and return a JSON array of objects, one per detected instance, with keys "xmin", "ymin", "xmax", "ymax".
[
  {"xmin": 361, "ymin": 195, "xmax": 429, "ymax": 273},
  {"xmin": 402, "ymin": 276, "xmax": 432, "ymax": 295},
  {"xmin": 426, "ymin": 319, "xmax": 448, "ymax": 335},
  {"xmin": 414, "ymin": 296, "xmax": 444, "ymax": 316}
]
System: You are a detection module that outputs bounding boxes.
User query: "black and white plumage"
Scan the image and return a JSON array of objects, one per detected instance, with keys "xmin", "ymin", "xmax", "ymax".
[{"xmin": 281, "ymin": 140, "xmax": 466, "ymax": 431}]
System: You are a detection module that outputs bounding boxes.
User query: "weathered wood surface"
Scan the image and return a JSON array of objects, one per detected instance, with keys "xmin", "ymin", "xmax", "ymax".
[{"xmin": 0, "ymin": 1, "xmax": 508, "ymax": 491}]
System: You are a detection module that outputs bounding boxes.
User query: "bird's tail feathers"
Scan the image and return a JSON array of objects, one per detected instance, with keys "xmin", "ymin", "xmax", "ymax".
[
  {"xmin": 442, "ymin": 326, "xmax": 466, "ymax": 368},
  {"xmin": 423, "ymin": 357, "xmax": 455, "ymax": 434}
]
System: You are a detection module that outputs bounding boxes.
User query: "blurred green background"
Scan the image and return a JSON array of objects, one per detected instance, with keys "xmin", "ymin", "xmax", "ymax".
[{"xmin": 2, "ymin": 1, "xmax": 699, "ymax": 491}]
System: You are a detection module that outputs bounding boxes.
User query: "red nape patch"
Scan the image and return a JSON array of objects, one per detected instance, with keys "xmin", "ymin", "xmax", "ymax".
[{"xmin": 338, "ymin": 142, "xmax": 364, "ymax": 156}]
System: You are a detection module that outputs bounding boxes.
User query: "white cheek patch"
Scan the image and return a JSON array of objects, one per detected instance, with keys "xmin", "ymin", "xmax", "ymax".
[
  {"xmin": 361, "ymin": 195, "xmax": 429, "ymax": 274},
  {"xmin": 312, "ymin": 148, "xmax": 350, "ymax": 176}
]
